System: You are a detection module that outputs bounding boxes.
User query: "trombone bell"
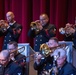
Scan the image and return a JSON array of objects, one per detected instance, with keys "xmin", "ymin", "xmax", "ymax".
[{"xmin": 40, "ymin": 44, "xmax": 51, "ymax": 57}]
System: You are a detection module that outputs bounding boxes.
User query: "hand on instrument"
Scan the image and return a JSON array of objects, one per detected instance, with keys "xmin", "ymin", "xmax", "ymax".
[
  {"xmin": 34, "ymin": 52, "xmax": 43, "ymax": 64},
  {"xmin": 65, "ymin": 23, "xmax": 72, "ymax": 28},
  {"xmin": 65, "ymin": 23, "xmax": 75, "ymax": 34},
  {"xmin": 67, "ymin": 27, "xmax": 75, "ymax": 34},
  {"xmin": 35, "ymin": 20, "xmax": 43, "ymax": 30},
  {"xmin": 13, "ymin": 28, "xmax": 21, "ymax": 34}
]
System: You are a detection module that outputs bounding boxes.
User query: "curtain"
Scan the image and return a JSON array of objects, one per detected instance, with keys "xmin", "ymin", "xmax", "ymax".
[{"xmin": 0, "ymin": 0, "xmax": 76, "ymax": 50}]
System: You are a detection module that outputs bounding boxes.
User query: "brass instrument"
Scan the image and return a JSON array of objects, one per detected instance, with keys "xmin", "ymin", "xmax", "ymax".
[
  {"xmin": 40, "ymin": 43, "xmax": 66, "ymax": 57},
  {"xmin": 40, "ymin": 44, "xmax": 61, "ymax": 75},
  {"xmin": 0, "ymin": 20, "xmax": 8, "ymax": 32},
  {"xmin": 51, "ymin": 53, "xmax": 60, "ymax": 75},
  {"xmin": 59, "ymin": 17, "xmax": 76, "ymax": 37},
  {"xmin": 9, "ymin": 46, "xmax": 25, "ymax": 62},
  {"xmin": 10, "ymin": 46, "xmax": 36, "ymax": 63},
  {"xmin": 59, "ymin": 24, "xmax": 76, "ymax": 37},
  {"xmin": 17, "ymin": 43, "xmax": 66, "ymax": 60},
  {"xmin": 46, "ymin": 55, "xmax": 58, "ymax": 75},
  {"xmin": 59, "ymin": 27, "xmax": 66, "ymax": 35},
  {"xmin": 30, "ymin": 21, "xmax": 40, "ymax": 34},
  {"xmin": 9, "ymin": 46, "xmax": 25, "ymax": 54},
  {"xmin": 40, "ymin": 44, "xmax": 51, "ymax": 57}
]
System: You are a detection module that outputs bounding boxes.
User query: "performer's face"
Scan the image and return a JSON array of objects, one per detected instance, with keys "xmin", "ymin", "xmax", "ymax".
[
  {"xmin": 40, "ymin": 15, "xmax": 49, "ymax": 26},
  {"xmin": 8, "ymin": 44, "xmax": 16, "ymax": 51},
  {"xmin": 0, "ymin": 54, "xmax": 9, "ymax": 66},
  {"xmin": 57, "ymin": 56, "xmax": 66, "ymax": 67},
  {"xmin": 8, "ymin": 44, "xmax": 17, "ymax": 57},
  {"xmin": 6, "ymin": 12, "xmax": 14, "ymax": 23},
  {"xmin": 48, "ymin": 40, "xmax": 58, "ymax": 48}
]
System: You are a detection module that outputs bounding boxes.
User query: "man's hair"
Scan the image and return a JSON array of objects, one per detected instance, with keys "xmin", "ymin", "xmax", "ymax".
[
  {"xmin": 49, "ymin": 37, "xmax": 59, "ymax": 43},
  {"xmin": 0, "ymin": 50, "xmax": 10, "ymax": 59},
  {"xmin": 40, "ymin": 13, "xmax": 49, "ymax": 19},
  {"xmin": 6, "ymin": 11, "xmax": 15, "ymax": 17},
  {"xmin": 8, "ymin": 41, "xmax": 18, "ymax": 48},
  {"xmin": 53, "ymin": 48, "xmax": 66, "ymax": 58}
]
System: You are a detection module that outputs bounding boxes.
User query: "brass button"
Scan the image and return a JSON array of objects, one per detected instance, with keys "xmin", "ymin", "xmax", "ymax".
[
  {"xmin": 35, "ymin": 44, "xmax": 37, "ymax": 46},
  {"xmin": 40, "ymin": 39, "xmax": 42, "ymax": 41},
  {"xmin": 36, "ymin": 40, "xmax": 37, "ymax": 41},
  {"xmin": 4, "ymin": 40, "xmax": 6, "ymax": 42},
  {"xmin": 40, "ymin": 35, "xmax": 42, "ymax": 37},
  {"xmin": 4, "ymin": 44, "xmax": 6, "ymax": 46},
  {"xmin": 36, "ymin": 35, "xmax": 38, "ymax": 37}
]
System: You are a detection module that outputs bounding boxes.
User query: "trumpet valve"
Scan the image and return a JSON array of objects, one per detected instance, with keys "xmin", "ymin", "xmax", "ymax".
[{"xmin": 59, "ymin": 28, "xmax": 65, "ymax": 34}]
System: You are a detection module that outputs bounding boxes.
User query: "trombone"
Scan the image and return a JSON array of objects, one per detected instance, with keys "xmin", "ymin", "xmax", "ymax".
[
  {"xmin": 9, "ymin": 46, "xmax": 36, "ymax": 63},
  {"xmin": 9, "ymin": 46, "xmax": 25, "ymax": 63},
  {"xmin": 9, "ymin": 46, "xmax": 25, "ymax": 54},
  {"xmin": 40, "ymin": 43, "xmax": 66, "ymax": 57},
  {"xmin": 9, "ymin": 42, "xmax": 66, "ymax": 64}
]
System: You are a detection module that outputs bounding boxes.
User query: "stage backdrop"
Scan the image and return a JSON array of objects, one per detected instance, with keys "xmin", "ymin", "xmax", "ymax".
[{"xmin": 0, "ymin": 0, "xmax": 76, "ymax": 50}]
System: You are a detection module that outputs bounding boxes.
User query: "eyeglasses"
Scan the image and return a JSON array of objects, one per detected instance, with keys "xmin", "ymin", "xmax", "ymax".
[
  {"xmin": 57, "ymin": 57, "xmax": 65, "ymax": 60},
  {"xmin": 0, "ymin": 59, "xmax": 7, "ymax": 62},
  {"xmin": 8, "ymin": 48, "xmax": 16, "ymax": 51}
]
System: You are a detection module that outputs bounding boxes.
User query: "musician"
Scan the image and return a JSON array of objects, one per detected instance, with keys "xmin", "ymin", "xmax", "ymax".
[
  {"xmin": 0, "ymin": 11, "xmax": 22, "ymax": 49},
  {"xmin": 28, "ymin": 13, "xmax": 56, "ymax": 52},
  {"xmin": 62, "ymin": 23, "xmax": 74, "ymax": 40},
  {"xmin": 65, "ymin": 23, "xmax": 76, "ymax": 49},
  {"xmin": 52, "ymin": 48, "xmax": 76, "ymax": 75},
  {"xmin": 0, "ymin": 50, "xmax": 23, "ymax": 75},
  {"xmin": 59, "ymin": 23, "xmax": 76, "ymax": 49},
  {"xmin": 7, "ymin": 41, "xmax": 26, "ymax": 75},
  {"xmin": 48, "ymin": 37, "xmax": 59, "ymax": 48},
  {"xmin": 34, "ymin": 37, "xmax": 59, "ymax": 75}
]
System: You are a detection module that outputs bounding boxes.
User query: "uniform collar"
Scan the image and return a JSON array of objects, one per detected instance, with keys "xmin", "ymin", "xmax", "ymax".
[
  {"xmin": 9, "ymin": 21, "xmax": 16, "ymax": 26},
  {"xmin": 58, "ymin": 61, "xmax": 67, "ymax": 69},
  {"xmin": 4, "ymin": 61, "xmax": 12, "ymax": 68},
  {"xmin": 43, "ymin": 22, "xmax": 49, "ymax": 29}
]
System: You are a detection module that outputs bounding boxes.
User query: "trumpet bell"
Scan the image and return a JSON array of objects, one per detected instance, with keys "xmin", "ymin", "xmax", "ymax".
[
  {"xmin": 30, "ymin": 21, "xmax": 40, "ymax": 34},
  {"xmin": 0, "ymin": 20, "xmax": 8, "ymax": 32},
  {"xmin": 30, "ymin": 22, "xmax": 37, "ymax": 29}
]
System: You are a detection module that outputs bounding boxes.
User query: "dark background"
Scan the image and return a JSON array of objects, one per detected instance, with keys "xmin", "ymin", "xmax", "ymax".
[{"xmin": 0, "ymin": 0, "xmax": 76, "ymax": 50}]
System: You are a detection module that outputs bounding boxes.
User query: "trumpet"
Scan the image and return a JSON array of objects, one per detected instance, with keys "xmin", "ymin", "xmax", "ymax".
[
  {"xmin": 0, "ymin": 20, "xmax": 9, "ymax": 32},
  {"xmin": 59, "ymin": 23, "xmax": 76, "ymax": 37},
  {"xmin": 30, "ymin": 20, "xmax": 41, "ymax": 34}
]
